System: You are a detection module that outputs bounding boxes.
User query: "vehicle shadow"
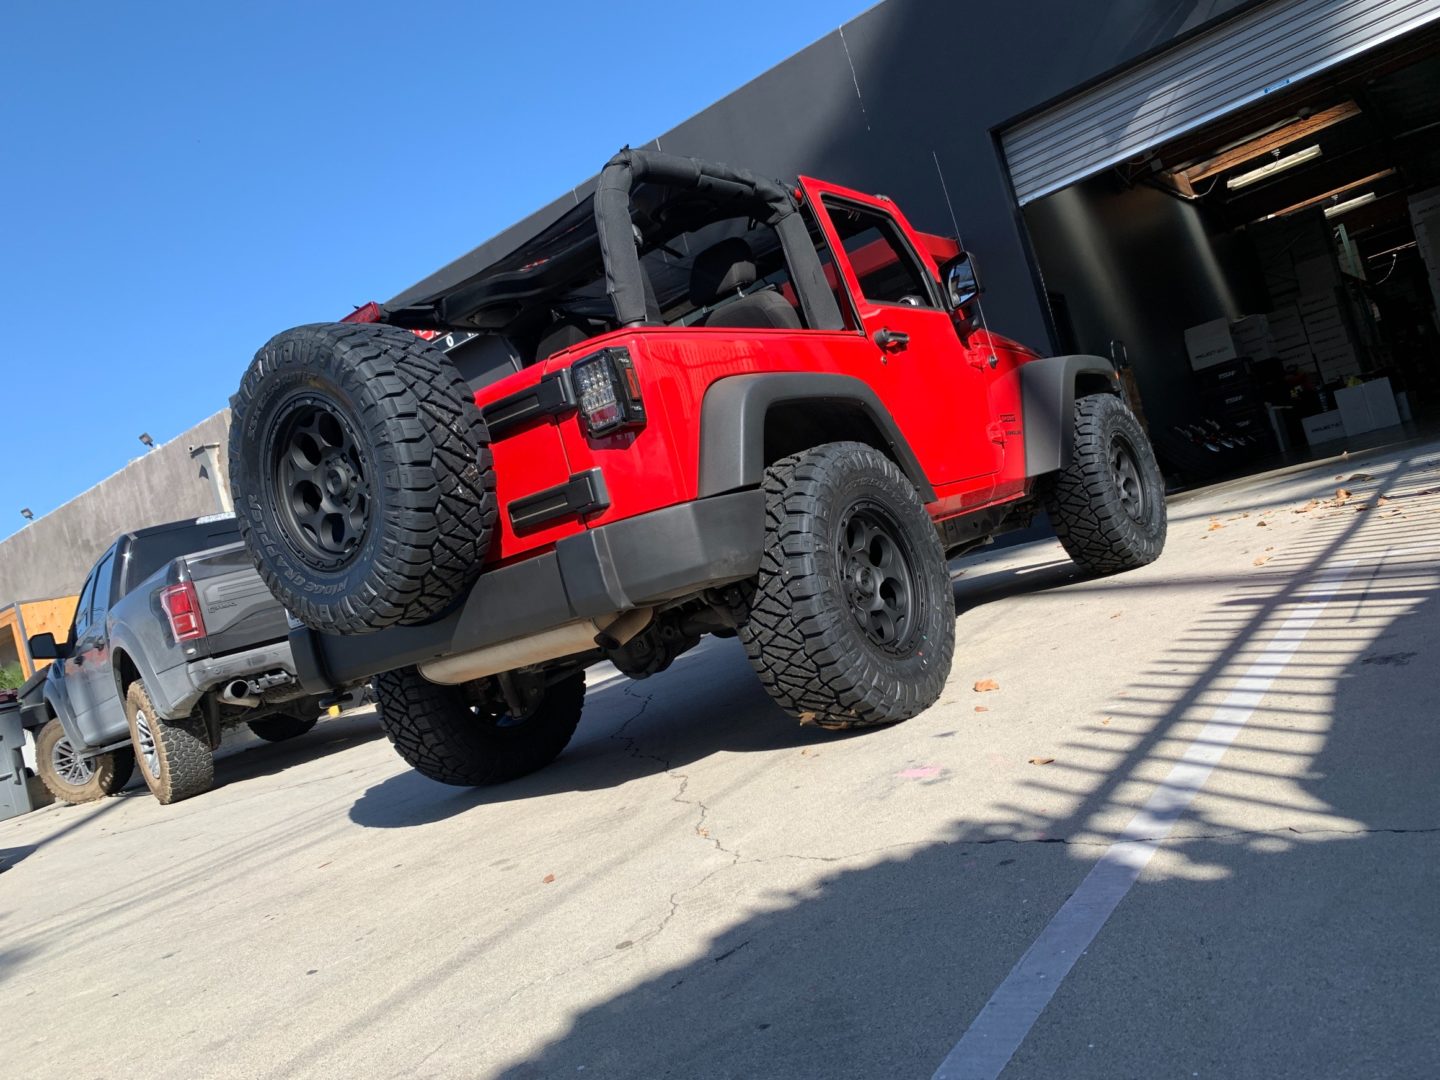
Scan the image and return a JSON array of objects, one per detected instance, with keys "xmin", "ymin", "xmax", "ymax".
[
  {"xmin": 478, "ymin": 454, "xmax": 1440, "ymax": 1079},
  {"xmin": 348, "ymin": 551, "xmax": 1102, "ymax": 831},
  {"xmin": 211, "ymin": 709, "xmax": 388, "ymax": 789},
  {"xmin": 348, "ymin": 644, "xmax": 862, "ymax": 829}
]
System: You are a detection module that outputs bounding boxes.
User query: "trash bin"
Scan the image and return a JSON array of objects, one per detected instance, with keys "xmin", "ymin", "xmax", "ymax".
[{"xmin": 1, "ymin": 691, "xmax": 41, "ymax": 822}]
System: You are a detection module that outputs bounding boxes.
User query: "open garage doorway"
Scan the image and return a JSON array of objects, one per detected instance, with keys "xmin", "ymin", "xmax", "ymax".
[{"xmin": 1012, "ymin": 13, "xmax": 1440, "ymax": 486}]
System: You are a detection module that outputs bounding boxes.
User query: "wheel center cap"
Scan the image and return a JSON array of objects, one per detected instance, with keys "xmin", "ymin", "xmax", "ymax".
[
  {"xmin": 855, "ymin": 566, "xmax": 877, "ymax": 595},
  {"xmin": 324, "ymin": 463, "xmax": 350, "ymax": 496}
]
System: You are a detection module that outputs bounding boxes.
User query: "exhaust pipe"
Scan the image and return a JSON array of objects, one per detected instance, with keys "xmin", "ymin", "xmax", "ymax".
[
  {"xmin": 419, "ymin": 609, "xmax": 653, "ymax": 686},
  {"xmin": 220, "ymin": 679, "xmax": 260, "ymax": 708}
]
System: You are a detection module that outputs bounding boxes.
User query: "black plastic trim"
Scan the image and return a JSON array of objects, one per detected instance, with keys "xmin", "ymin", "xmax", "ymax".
[
  {"xmin": 288, "ymin": 490, "xmax": 765, "ymax": 692},
  {"xmin": 696, "ymin": 372, "xmax": 937, "ymax": 502},
  {"xmin": 482, "ymin": 368, "xmax": 576, "ymax": 438},
  {"xmin": 1018, "ymin": 355, "xmax": 1120, "ymax": 478},
  {"xmin": 509, "ymin": 469, "xmax": 610, "ymax": 533}
]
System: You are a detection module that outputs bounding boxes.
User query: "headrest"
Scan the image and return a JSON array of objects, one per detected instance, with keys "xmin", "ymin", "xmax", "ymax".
[{"xmin": 689, "ymin": 237, "xmax": 757, "ymax": 307}]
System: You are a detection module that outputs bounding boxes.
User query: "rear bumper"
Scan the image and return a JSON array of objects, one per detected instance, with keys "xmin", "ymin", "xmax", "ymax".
[
  {"xmin": 155, "ymin": 640, "xmax": 297, "ymax": 718},
  {"xmin": 291, "ymin": 489, "xmax": 765, "ymax": 692}
]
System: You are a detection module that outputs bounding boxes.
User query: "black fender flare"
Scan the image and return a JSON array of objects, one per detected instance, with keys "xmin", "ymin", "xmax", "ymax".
[
  {"xmin": 1020, "ymin": 355, "xmax": 1122, "ymax": 478},
  {"xmin": 697, "ymin": 373, "xmax": 937, "ymax": 501}
]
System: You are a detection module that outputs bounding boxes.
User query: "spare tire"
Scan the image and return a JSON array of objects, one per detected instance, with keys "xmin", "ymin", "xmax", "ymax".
[{"xmin": 229, "ymin": 322, "xmax": 496, "ymax": 634}]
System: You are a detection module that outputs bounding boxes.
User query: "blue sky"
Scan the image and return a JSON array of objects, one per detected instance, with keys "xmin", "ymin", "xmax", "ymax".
[{"xmin": 0, "ymin": 0, "xmax": 872, "ymax": 541}]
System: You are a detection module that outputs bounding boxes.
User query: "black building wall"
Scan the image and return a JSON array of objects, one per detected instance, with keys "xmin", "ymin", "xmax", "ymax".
[{"xmin": 392, "ymin": 0, "xmax": 1252, "ymax": 355}]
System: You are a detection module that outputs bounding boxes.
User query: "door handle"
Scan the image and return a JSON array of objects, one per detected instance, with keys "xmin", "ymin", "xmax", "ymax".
[{"xmin": 873, "ymin": 328, "xmax": 910, "ymax": 352}]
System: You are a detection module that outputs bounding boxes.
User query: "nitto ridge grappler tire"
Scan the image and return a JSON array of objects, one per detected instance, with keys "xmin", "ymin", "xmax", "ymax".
[
  {"xmin": 229, "ymin": 322, "xmax": 496, "ymax": 635},
  {"xmin": 373, "ymin": 667, "xmax": 586, "ymax": 786},
  {"xmin": 1044, "ymin": 393, "xmax": 1167, "ymax": 574},
  {"xmin": 246, "ymin": 714, "xmax": 318, "ymax": 742},
  {"xmin": 125, "ymin": 682, "xmax": 214, "ymax": 805},
  {"xmin": 35, "ymin": 717, "xmax": 135, "ymax": 804},
  {"xmin": 739, "ymin": 442, "xmax": 955, "ymax": 730}
]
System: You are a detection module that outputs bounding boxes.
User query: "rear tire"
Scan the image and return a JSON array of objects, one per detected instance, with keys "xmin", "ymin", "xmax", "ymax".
[
  {"xmin": 229, "ymin": 322, "xmax": 497, "ymax": 635},
  {"xmin": 739, "ymin": 442, "xmax": 955, "ymax": 729},
  {"xmin": 125, "ymin": 682, "xmax": 214, "ymax": 805},
  {"xmin": 1044, "ymin": 393, "xmax": 1166, "ymax": 574},
  {"xmin": 246, "ymin": 714, "xmax": 318, "ymax": 742},
  {"xmin": 35, "ymin": 718, "xmax": 134, "ymax": 804},
  {"xmin": 374, "ymin": 668, "xmax": 586, "ymax": 786}
]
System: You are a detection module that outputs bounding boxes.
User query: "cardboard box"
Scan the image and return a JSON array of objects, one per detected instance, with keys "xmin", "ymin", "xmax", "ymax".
[
  {"xmin": 1302, "ymin": 410, "xmax": 1346, "ymax": 445},
  {"xmin": 1295, "ymin": 254, "xmax": 1340, "ymax": 294},
  {"xmin": 1184, "ymin": 318, "xmax": 1238, "ymax": 371},
  {"xmin": 1231, "ymin": 314, "xmax": 1275, "ymax": 359},
  {"xmin": 1336, "ymin": 378, "xmax": 1401, "ymax": 436}
]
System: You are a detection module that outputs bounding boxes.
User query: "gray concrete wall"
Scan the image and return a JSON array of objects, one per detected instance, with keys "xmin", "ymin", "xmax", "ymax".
[{"xmin": 0, "ymin": 411, "xmax": 233, "ymax": 606}]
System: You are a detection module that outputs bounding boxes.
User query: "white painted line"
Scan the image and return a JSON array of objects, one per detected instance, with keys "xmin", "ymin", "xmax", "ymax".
[{"xmin": 932, "ymin": 557, "xmax": 1361, "ymax": 1080}]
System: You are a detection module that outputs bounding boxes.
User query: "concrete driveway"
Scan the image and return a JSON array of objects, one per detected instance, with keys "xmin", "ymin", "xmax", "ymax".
[{"xmin": 3, "ymin": 441, "xmax": 1437, "ymax": 1080}]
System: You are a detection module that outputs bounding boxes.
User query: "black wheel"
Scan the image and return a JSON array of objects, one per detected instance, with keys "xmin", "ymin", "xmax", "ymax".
[
  {"xmin": 125, "ymin": 682, "xmax": 214, "ymax": 805},
  {"xmin": 229, "ymin": 322, "xmax": 497, "ymax": 635},
  {"xmin": 1044, "ymin": 393, "xmax": 1167, "ymax": 574},
  {"xmin": 374, "ymin": 668, "xmax": 586, "ymax": 786},
  {"xmin": 34, "ymin": 718, "xmax": 134, "ymax": 804},
  {"xmin": 246, "ymin": 714, "xmax": 318, "ymax": 742},
  {"xmin": 739, "ymin": 442, "xmax": 955, "ymax": 729}
]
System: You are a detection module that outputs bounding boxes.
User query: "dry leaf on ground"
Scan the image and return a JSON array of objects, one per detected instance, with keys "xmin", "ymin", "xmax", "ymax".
[
  {"xmin": 1257, "ymin": 520, "xmax": 1268, "ymax": 527},
  {"xmin": 542, "ymin": 874, "xmax": 556, "ymax": 884},
  {"xmin": 1208, "ymin": 520, "xmax": 1225, "ymax": 531},
  {"xmin": 974, "ymin": 706, "xmax": 990, "ymax": 713},
  {"xmin": 974, "ymin": 679, "xmax": 1000, "ymax": 693},
  {"xmin": 1347, "ymin": 473, "xmax": 1374, "ymax": 482},
  {"xmin": 1253, "ymin": 555, "xmax": 1270, "ymax": 566},
  {"xmin": 1028, "ymin": 757, "xmax": 1055, "ymax": 766},
  {"xmin": 1295, "ymin": 499, "xmax": 1319, "ymax": 514},
  {"xmin": 1335, "ymin": 488, "xmax": 1352, "ymax": 504}
]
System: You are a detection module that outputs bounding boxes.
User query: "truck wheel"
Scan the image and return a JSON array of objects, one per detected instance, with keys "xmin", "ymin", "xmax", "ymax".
[
  {"xmin": 1044, "ymin": 393, "xmax": 1167, "ymax": 574},
  {"xmin": 373, "ymin": 668, "xmax": 586, "ymax": 786},
  {"xmin": 229, "ymin": 322, "xmax": 497, "ymax": 635},
  {"xmin": 125, "ymin": 682, "xmax": 214, "ymax": 805},
  {"xmin": 246, "ymin": 714, "xmax": 318, "ymax": 742},
  {"xmin": 35, "ymin": 718, "xmax": 134, "ymax": 804},
  {"xmin": 739, "ymin": 442, "xmax": 955, "ymax": 729}
]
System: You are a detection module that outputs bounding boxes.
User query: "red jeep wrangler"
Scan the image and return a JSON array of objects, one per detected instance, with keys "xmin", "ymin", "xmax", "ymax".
[{"xmin": 228, "ymin": 150, "xmax": 1166, "ymax": 786}]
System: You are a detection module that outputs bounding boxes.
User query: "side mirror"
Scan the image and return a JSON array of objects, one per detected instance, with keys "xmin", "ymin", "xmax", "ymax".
[
  {"xmin": 939, "ymin": 252, "xmax": 983, "ymax": 313},
  {"xmin": 29, "ymin": 632, "xmax": 64, "ymax": 661}
]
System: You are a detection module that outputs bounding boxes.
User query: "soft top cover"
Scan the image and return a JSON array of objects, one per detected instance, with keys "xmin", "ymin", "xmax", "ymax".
[{"xmin": 385, "ymin": 150, "xmax": 799, "ymax": 334}]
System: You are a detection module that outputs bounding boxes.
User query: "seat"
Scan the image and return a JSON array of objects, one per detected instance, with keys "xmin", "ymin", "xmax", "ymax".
[{"xmin": 689, "ymin": 238, "xmax": 801, "ymax": 330}]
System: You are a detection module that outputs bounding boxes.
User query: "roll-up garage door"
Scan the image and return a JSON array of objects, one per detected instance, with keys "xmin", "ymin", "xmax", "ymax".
[{"xmin": 1002, "ymin": 0, "xmax": 1440, "ymax": 206}]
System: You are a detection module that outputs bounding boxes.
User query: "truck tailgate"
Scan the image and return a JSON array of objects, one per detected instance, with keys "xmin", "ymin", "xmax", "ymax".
[{"xmin": 185, "ymin": 545, "xmax": 289, "ymax": 656}]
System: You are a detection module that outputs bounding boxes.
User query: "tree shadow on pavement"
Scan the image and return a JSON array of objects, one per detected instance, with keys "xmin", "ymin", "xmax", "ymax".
[{"xmin": 486, "ymin": 454, "xmax": 1440, "ymax": 1080}]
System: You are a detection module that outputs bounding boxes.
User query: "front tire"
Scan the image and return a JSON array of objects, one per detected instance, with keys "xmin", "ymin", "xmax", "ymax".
[
  {"xmin": 1044, "ymin": 393, "xmax": 1167, "ymax": 574},
  {"xmin": 125, "ymin": 682, "xmax": 214, "ymax": 805},
  {"xmin": 374, "ymin": 668, "xmax": 586, "ymax": 786},
  {"xmin": 35, "ymin": 718, "xmax": 134, "ymax": 804},
  {"xmin": 739, "ymin": 442, "xmax": 955, "ymax": 729},
  {"xmin": 246, "ymin": 714, "xmax": 318, "ymax": 742}
]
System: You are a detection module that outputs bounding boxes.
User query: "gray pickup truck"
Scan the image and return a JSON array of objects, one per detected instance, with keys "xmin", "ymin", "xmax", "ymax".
[{"xmin": 26, "ymin": 515, "xmax": 330, "ymax": 804}]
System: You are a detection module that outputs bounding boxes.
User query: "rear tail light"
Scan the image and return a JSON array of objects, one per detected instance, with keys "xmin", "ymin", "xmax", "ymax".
[
  {"xmin": 160, "ymin": 582, "xmax": 206, "ymax": 642},
  {"xmin": 572, "ymin": 348, "xmax": 645, "ymax": 436}
]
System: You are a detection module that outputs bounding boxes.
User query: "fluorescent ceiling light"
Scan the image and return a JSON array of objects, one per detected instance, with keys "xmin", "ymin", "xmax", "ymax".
[
  {"xmin": 1324, "ymin": 192, "xmax": 1377, "ymax": 218},
  {"xmin": 1227, "ymin": 145, "xmax": 1322, "ymax": 190}
]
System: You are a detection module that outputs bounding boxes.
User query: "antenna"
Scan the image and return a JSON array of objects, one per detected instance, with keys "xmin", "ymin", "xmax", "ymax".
[{"xmin": 932, "ymin": 149, "xmax": 996, "ymax": 359}]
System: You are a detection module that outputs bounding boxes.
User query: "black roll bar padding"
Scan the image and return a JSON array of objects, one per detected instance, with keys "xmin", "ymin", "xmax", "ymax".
[{"xmin": 596, "ymin": 148, "xmax": 841, "ymax": 331}]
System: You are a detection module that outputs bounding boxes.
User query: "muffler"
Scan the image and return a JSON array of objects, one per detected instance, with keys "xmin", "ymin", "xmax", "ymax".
[{"xmin": 418, "ymin": 608, "xmax": 653, "ymax": 686}]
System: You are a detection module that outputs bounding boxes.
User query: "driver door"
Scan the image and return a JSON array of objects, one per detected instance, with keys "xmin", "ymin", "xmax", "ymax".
[
  {"xmin": 64, "ymin": 547, "xmax": 119, "ymax": 740},
  {"xmin": 801, "ymin": 178, "xmax": 1001, "ymax": 500}
]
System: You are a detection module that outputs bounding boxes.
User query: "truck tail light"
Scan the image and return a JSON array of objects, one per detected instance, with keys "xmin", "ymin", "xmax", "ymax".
[
  {"xmin": 160, "ymin": 582, "xmax": 206, "ymax": 642},
  {"xmin": 571, "ymin": 348, "xmax": 645, "ymax": 436}
]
